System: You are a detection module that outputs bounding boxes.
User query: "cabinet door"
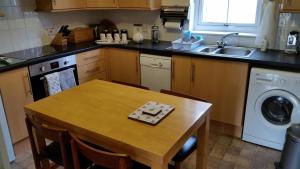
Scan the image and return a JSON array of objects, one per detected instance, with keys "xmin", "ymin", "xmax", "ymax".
[
  {"xmin": 86, "ymin": 0, "xmax": 117, "ymax": 8},
  {"xmin": 118, "ymin": 0, "xmax": 160, "ymax": 9},
  {"xmin": 107, "ymin": 48, "xmax": 140, "ymax": 85},
  {"xmin": 281, "ymin": 0, "xmax": 300, "ymax": 12},
  {"xmin": 190, "ymin": 58, "xmax": 249, "ymax": 127},
  {"xmin": 171, "ymin": 55, "xmax": 192, "ymax": 95},
  {"xmin": 0, "ymin": 68, "xmax": 33, "ymax": 143},
  {"xmin": 52, "ymin": 0, "xmax": 85, "ymax": 10},
  {"xmin": 118, "ymin": 0, "xmax": 149, "ymax": 8}
]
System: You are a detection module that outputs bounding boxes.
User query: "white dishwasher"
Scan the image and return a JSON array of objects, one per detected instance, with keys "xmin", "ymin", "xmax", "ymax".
[{"xmin": 140, "ymin": 54, "xmax": 171, "ymax": 92}]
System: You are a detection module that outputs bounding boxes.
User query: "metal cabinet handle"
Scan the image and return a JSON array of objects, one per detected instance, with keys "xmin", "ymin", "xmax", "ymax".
[
  {"xmin": 86, "ymin": 67, "xmax": 100, "ymax": 74},
  {"xmin": 84, "ymin": 55, "xmax": 98, "ymax": 61},
  {"xmin": 23, "ymin": 73, "xmax": 33, "ymax": 96}
]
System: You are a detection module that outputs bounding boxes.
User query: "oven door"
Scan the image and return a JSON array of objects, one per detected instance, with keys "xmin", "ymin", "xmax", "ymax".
[{"xmin": 30, "ymin": 65, "xmax": 78, "ymax": 101}]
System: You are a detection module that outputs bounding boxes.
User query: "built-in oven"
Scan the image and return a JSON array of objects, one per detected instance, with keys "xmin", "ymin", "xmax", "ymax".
[{"xmin": 28, "ymin": 55, "xmax": 78, "ymax": 101}]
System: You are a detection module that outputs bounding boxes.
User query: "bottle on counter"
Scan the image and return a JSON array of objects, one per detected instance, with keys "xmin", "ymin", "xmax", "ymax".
[
  {"xmin": 120, "ymin": 29, "xmax": 128, "ymax": 44},
  {"xmin": 151, "ymin": 25, "xmax": 159, "ymax": 44},
  {"xmin": 113, "ymin": 29, "xmax": 120, "ymax": 43}
]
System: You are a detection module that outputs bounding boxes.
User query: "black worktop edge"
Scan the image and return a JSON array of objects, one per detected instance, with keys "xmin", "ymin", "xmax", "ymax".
[{"xmin": 1, "ymin": 40, "xmax": 300, "ymax": 73}]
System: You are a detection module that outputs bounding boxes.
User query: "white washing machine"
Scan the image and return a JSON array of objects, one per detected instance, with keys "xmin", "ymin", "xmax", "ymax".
[{"xmin": 243, "ymin": 68, "xmax": 300, "ymax": 150}]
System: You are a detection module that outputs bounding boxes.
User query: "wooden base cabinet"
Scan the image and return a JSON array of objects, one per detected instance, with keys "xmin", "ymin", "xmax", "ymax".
[
  {"xmin": 0, "ymin": 68, "xmax": 33, "ymax": 143},
  {"xmin": 190, "ymin": 58, "xmax": 249, "ymax": 127},
  {"xmin": 106, "ymin": 48, "xmax": 140, "ymax": 85},
  {"xmin": 171, "ymin": 55, "xmax": 192, "ymax": 95},
  {"xmin": 171, "ymin": 56, "xmax": 249, "ymax": 137},
  {"xmin": 76, "ymin": 49, "xmax": 107, "ymax": 84}
]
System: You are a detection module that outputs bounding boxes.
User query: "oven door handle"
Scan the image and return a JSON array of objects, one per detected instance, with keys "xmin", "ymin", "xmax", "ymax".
[{"xmin": 39, "ymin": 68, "xmax": 76, "ymax": 81}]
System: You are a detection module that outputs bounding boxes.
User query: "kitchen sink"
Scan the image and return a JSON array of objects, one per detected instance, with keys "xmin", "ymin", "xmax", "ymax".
[
  {"xmin": 196, "ymin": 46, "xmax": 255, "ymax": 58},
  {"xmin": 199, "ymin": 47, "xmax": 218, "ymax": 53},
  {"xmin": 215, "ymin": 48, "xmax": 252, "ymax": 56}
]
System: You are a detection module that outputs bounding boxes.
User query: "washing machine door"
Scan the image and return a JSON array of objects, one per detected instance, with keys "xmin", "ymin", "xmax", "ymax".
[{"xmin": 255, "ymin": 90, "xmax": 300, "ymax": 127}]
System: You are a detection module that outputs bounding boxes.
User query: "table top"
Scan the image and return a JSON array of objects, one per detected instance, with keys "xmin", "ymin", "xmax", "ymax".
[{"xmin": 25, "ymin": 80, "xmax": 212, "ymax": 162}]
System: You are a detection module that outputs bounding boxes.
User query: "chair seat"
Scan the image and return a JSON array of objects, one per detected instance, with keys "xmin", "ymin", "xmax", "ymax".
[
  {"xmin": 41, "ymin": 142, "xmax": 92, "ymax": 168},
  {"xmin": 172, "ymin": 136, "xmax": 197, "ymax": 162}
]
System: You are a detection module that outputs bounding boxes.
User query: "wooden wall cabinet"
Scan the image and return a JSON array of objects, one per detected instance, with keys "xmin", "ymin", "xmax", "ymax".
[
  {"xmin": 280, "ymin": 0, "xmax": 300, "ymax": 12},
  {"xmin": 36, "ymin": 0, "xmax": 86, "ymax": 11},
  {"xmin": 86, "ymin": 0, "xmax": 117, "ymax": 8},
  {"xmin": 36, "ymin": 0, "xmax": 160, "ymax": 11},
  {"xmin": 106, "ymin": 48, "xmax": 140, "ymax": 85},
  {"xmin": 118, "ymin": 0, "xmax": 161, "ymax": 10},
  {"xmin": 76, "ymin": 49, "xmax": 107, "ymax": 84},
  {"xmin": 0, "ymin": 68, "xmax": 34, "ymax": 144},
  {"xmin": 171, "ymin": 56, "xmax": 249, "ymax": 137}
]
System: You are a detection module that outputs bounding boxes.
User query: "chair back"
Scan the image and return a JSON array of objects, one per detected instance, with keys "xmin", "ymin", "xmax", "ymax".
[
  {"xmin": 160, "ymin": 89, "xmax": 207, "ymax": 102},
  {"xmin": 71, "ymin": 134, "xmax": 132, "ymax": 169},
  {"xmin": 112, "ymin": 80, "xmax": 150, "ymax": 90},
  {"xmin": 25, "ymin": 117, "xmax": 71, "ymax": 169}
]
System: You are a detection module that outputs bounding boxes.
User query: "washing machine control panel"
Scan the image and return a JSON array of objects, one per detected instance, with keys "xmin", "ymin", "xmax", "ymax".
[{"xmin": 255, "ymin": 73, "xmax": 290, "ymax": 86}]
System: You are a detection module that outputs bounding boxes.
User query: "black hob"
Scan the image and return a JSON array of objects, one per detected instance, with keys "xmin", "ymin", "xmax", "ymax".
[{"xmin": 3, "ymin": 46, "xmax": 58, "ymax": 61}]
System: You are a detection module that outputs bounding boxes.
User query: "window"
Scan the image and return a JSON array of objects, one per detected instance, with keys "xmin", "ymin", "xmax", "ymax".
[{"xmin": 193, "ymin": 0, "xmax": 262, "ymax": 33}]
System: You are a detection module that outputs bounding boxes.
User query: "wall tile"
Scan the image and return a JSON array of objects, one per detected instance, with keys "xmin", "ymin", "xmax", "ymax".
[
  {"xmin": 8, "ymin": 18, "xmax": 25, "ymax": 29},
  {"xmin": 0, "ymin": 18, "xmax": 9, "ymax": 30},
  {"xmin": 10, "ymin": 28, "xmax": 29, "ymax": 50},
  {"xmin": 0, "ymin": 30, "xmax": 13, "ymax": 53}
]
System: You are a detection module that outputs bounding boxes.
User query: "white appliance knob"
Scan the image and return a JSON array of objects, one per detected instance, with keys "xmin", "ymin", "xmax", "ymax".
[{"xmin": 40, "ymin": 66, "xmax": 46, "ymax": 72}]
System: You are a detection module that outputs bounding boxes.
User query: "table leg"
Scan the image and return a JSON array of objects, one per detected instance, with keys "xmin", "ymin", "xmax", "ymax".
[{"xmin": 196, "ymin": 115, "xmax": 210, "ymax": 169}]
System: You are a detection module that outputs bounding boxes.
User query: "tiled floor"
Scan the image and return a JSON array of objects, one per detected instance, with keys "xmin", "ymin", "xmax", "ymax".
[{"xmin": 10, "ymin": 132, "xmax": 281, "ymax": 169}]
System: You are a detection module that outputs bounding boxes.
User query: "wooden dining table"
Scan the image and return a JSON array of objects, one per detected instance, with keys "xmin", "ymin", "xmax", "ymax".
[{"xmin": 25, "ymin": 80, "xmax": 212, "ymax": 169}]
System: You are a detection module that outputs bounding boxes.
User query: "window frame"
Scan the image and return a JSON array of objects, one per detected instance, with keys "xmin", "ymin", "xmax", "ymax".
[{"xmin": 192, "ymin": 0, "xmax": 263, "ymax": 33}]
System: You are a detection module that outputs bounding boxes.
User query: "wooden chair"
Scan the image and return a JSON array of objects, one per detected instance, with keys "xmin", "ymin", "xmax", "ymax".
[
  {"xmin": 112, "ymin": 80, "xmax": 150, "ymax": 90},
  {"xmin": 25, "ymin": 117, "xmax": 72, "ymax": 169},
  {"xmin": 160, "ymin": 89, "xmax": 207, "ymax": 169},
  {"xmin": 71, "ymin": 133, "xmax": 134, "ymax": 169}
]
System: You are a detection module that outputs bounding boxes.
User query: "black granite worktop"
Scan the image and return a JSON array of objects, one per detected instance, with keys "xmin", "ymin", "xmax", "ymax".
[{"xmin": 0, "ymin": 40, "xmax": 300, "ymax": 73}]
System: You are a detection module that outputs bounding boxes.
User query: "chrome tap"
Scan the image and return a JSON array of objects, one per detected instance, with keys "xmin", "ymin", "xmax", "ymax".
[{"xmin": 216, "ymin": 32, "xmax": 239, "ymax": 48}]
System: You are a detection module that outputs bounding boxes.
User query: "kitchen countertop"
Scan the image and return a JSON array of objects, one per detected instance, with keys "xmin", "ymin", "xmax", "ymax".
[{"xmin": 1, "ymin": 40, "xmax": 300, "ymax": 73}]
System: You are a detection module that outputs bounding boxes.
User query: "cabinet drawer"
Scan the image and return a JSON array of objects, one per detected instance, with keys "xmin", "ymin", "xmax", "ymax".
[
  {"xmin": 78, "ymin": 60, "xmax": 106, "ymax": 79},
  {"xmin": 76, "ymin": 49, "xmax": 103, "ymax": 66},
  {"xmin": 79, "ymin": 72, "xmax": 107, "ymax": 84}
]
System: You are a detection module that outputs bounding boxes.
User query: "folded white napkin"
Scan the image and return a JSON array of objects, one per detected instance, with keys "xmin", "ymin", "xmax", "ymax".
[
  {"xmin": 44, "ymin": 72, "xmax": 62, "ymax": 96},
  {"xmin": 59, "ymin": 68, "xmax": 77, "ymax": 91}
]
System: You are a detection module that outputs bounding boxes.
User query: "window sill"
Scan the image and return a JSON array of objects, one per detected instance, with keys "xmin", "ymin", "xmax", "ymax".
[{"xmin": 191, "ymin": 30, "xmax": 257, "ymax": 38}]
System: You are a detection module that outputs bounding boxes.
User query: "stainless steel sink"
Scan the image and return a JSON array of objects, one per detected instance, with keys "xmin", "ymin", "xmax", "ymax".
[
  {"xmin": 199, "ymin": 47, "xmax": 218, "ymax": 53},
  {"xmin": 215, "ymin": 48, "xmax": 252, "ymax": 56},
  {"xmin": 196, "ymin": 46, "xmax": 255, "ymax": 58}
]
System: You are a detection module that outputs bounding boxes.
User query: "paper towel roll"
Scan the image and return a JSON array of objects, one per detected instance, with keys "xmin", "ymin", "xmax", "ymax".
[{"xmin": 164, "ymin": 21, "xmax": 182, "ymax": 30}]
